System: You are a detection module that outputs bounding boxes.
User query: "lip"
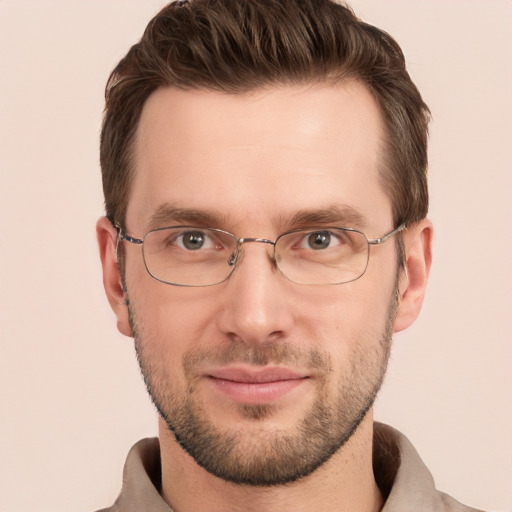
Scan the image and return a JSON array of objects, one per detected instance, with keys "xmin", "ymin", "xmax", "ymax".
[{"xmin": 206, "ymin": 366, "xmax": 309, "ymax": 404}]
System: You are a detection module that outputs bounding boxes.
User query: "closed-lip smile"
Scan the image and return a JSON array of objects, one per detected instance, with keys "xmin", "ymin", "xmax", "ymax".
[{"xmin": 206, "ymin": 366, "xmax": 310, "ymax": 404}]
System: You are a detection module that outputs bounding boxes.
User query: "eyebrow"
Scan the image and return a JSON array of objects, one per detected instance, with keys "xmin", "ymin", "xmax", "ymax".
[
  {"xmin": 285, "ymin": 205, "xmax": 368, "ymax": 230},
  {"xmin": 148, "ymin": 204, "xmax": 228, "ymax": 229},
  {"xmin": 147, "ymin": 203, "xmax": 368, "ymax": 232}
]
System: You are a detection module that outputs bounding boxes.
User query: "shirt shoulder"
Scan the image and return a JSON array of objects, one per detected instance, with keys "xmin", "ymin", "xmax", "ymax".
[
  {"xmin": 94, "ymin": 437, "xmax": 173, "ymax": 512},
  {"xmin": 374, "ymin": 423, "xmax": 486, "ymax": 512}
]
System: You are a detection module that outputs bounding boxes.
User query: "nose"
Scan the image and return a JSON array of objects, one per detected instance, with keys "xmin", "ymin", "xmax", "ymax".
[{"xmin": 216, "ymin": 241, "xmax": 295, "ymax": 345}]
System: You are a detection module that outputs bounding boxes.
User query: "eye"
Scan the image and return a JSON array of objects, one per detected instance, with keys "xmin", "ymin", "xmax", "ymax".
[
  {"xmin": 303, "ymin": 231, "xmax": 340, "ymax": 250},
  {"xmin": 176, "ymin": 230, "xmax": 213, "ymax": 251}
]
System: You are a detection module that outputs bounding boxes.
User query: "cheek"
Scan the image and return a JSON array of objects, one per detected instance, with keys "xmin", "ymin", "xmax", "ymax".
[
  {"xmin": 127, "ymin": 276, "xmax": 221, "ymax": 355},
  {"xmin": 301, "ymin": 280, "xmax": 395, "ymax": 358}
]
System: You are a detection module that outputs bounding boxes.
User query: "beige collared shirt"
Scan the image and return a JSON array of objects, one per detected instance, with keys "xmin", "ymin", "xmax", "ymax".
[{"xmin": 96, "ymin": 423, "xmax": 484, "ymax": 512}]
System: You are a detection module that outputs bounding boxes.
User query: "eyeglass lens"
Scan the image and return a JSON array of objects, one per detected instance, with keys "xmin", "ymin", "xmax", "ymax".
[{"xmin": 141, "ymin": 227, "xmax": 370, "ymax": 286}]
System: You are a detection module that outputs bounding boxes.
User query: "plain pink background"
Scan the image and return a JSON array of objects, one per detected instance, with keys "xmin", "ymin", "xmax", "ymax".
[{"xmin": 0, "ymin": 1, "xmax": 511, "ymax": 511}]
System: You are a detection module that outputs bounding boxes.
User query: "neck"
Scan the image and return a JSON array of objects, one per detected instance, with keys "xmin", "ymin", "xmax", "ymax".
[{"xmin": 158, "ymin": 414, "xmax": 383, "ymax": 512}]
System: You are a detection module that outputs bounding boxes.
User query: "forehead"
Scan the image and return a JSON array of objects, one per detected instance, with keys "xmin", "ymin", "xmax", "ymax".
[{"xmin": 128, "ymin": 82, "xmax": 391, "ymax": 233}]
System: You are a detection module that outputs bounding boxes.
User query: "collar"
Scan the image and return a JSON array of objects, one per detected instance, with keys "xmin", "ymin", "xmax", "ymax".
[{"xmin": 102, "ymin": 423, "xmax": 479, "ymax": 512}]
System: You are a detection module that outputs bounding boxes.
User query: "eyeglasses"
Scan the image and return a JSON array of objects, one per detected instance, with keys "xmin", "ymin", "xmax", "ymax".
[{"xmin": 114, "ymin": 223, "xmax": 405, "ymax": 287}]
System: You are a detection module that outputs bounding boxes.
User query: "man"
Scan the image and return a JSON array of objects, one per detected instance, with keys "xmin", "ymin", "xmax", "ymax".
[{"xmin": 96, "ymin": 1, "xmax": 482, "ymax": 510}]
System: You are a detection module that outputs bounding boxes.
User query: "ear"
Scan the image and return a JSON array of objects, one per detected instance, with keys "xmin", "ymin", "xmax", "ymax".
[
  {"xmin": 393, "ymin": 218, "xmax": 433, "ymax": 333},
  {"xmin": 96, "ymin": 217, "xmax": 133, "ymax": 337}
]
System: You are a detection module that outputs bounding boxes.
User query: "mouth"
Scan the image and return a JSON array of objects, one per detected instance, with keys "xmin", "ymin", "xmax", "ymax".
[{"xmin": 206, "ymin": 367, "xmax": 310, "ymax": 404}]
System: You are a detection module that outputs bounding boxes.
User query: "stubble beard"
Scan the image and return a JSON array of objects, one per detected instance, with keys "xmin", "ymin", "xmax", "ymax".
[{"xmin": 127, "ymin": 292, "xmax": 397, "ymax": 486}]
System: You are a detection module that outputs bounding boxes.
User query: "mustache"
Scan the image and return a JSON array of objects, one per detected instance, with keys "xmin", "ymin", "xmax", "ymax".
[
  {"xmin": 127, "ymin": 299, "xmax": 332, "ymax": 373},
  {"xmin": 183, "ymin": 340, "xmax": 331, "ymax": 373}
]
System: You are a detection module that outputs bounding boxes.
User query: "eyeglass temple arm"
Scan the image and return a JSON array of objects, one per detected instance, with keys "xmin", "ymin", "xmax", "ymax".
[
  {"xmin": 111, "ymin": 221, "xmax": 144, "ymax": 245},
  {"xmin": 367, "ymin": 224, "xmax": 406, "ymax": 245}
]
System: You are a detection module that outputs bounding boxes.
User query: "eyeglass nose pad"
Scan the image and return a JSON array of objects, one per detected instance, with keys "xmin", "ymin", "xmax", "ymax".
[{"xmin": 228, "ymin": 248, "xmax": 241, "ymax": 267}]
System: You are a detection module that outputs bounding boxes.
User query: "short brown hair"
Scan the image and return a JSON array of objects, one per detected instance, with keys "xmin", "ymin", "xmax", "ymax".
[{"xmin": 100, "ymin": 0, "xmax": 430, "ymax": 229}]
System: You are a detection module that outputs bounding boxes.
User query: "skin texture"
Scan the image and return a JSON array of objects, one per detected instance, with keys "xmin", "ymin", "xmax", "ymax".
[{"xmin": 97, "ymin": 81, "xmax": 432, "ymax": 512}]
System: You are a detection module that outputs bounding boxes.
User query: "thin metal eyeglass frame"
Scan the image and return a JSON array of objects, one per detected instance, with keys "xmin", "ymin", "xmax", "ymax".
[{"xmin": 113, "ymin": 222, "xmax": 406, "ymax": 287}]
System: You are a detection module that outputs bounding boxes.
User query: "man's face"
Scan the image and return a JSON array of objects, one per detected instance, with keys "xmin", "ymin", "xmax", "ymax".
[{"xmin": 121, "ymin": 82, "xmax": 401, "ymax": 485}]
